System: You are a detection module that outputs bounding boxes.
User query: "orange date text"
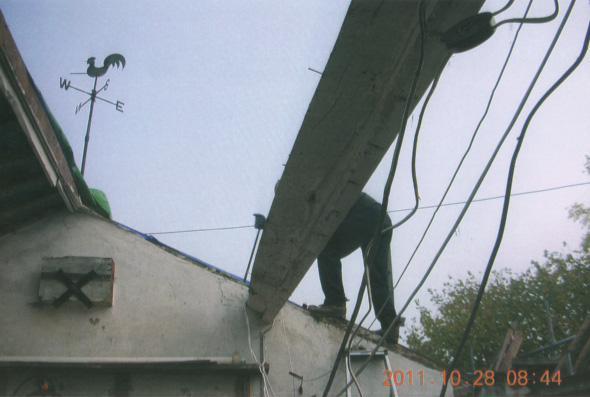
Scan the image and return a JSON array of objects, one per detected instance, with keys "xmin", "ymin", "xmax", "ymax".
[
  {"xmin": 382, "ymin": 369, "xmax": 562, "ymax": 387},
  {"xmin": 383, "ymin": 370, "xmax": 424, "ymax": 386}
]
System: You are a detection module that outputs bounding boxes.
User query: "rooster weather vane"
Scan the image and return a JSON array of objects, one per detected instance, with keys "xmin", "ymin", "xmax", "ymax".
[{"xmin": 60, "ymin": 53, "xmax": 126, "ymax": 175}]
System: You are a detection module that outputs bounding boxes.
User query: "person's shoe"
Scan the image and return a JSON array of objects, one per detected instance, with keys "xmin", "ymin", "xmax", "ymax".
[
  {"xmin": 306, "ymin": 303, "xmax": 346, "ymax": 318},
  {"xmin": 376, "ymin": 323, "xmax": 400, "ymax": 345}
]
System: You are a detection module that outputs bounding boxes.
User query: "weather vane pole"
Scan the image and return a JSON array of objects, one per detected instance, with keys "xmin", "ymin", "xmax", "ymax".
[{"xmin": 60, "ymin": 54, "xmax": 126, "ymax": 176}]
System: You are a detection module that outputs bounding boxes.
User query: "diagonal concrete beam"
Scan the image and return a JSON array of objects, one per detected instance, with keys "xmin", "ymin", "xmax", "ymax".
[{"xmin": 248, "ymin": 0, "xmax": 484, "ymax": 322}]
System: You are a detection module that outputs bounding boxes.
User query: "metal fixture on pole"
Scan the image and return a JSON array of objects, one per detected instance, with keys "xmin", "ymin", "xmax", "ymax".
[{"xmin": 244, "ymin": 214, "xmax": 266, "ymax": 282}]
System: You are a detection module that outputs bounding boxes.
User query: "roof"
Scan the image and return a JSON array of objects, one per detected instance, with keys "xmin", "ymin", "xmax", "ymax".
[{"xmin": 0, "ymin": 10, "xmax": 110, "ymax": 236}]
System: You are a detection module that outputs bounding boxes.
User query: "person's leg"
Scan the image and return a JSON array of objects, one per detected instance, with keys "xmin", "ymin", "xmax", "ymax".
[
  {"xmin": 317, "ymin": 249, "xmax": 347, "ymax": 305},
  {"xmin": 367, "ymin": 217, "xmax": 397, "ymax": 338},
  {"xmin": 367, "ymin": 217, "xmax": 400, "ymax": 344},
  {"xmin": 370, "ymin": 246, "xmax": 396, "ymax": 324},
  {"xmin": 311, "ymin": 212, "xmax": 364, "ymax": 316},
  {"xmin": 308, "ymin": 248, "xmax": 347, "ymax": 317}
]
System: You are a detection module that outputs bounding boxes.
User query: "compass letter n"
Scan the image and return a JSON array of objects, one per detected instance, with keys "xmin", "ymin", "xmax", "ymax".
[{"xmin": 59, "ymin": 78, "xmax": 71, "ymax": 91}]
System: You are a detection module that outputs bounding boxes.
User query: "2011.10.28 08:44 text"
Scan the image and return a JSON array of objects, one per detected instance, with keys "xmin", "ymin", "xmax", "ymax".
[{"xmin": 383, "ymin": 369, "xmax": 562, "ymax": 387}]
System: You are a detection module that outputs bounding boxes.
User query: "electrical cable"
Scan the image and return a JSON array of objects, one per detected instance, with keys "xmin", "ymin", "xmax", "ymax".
[
  {"xmin": 381, "ymin": 51, "xmax": 451, "ymax": 233},
  {"xmin": 349, "ymin": 0, "xmax": 498, "ymax": 350},
  {"xmin": 324, "ymin": 260, "xmax": 371, "ymax": 396},
  {"xmin": 306, "ymin": 370, "xmax": 333, "ymax": 382},
  {"xmin": 354, "ymin": 0, "xmax": 432, "ymax": 334},
  {"xmin": 280, "ymin": 312, "xmax": 298, "ymax": 396},
  {"xmin": 492, "ymin": 0, "xmax": 516, "ymax": 16},
  {"xmin": 440, "ymin": 2, "xmax": 588, "ymax": 395},
  {"xmin": 393, "ymin": 0, "xmax": 535, "ymax": 291},
  {"xmin": 322, "ymin": 1, "xmax": 428, "ymax": 395},
  {"xmin": 351, "ymin": 52, "xmax": 451, "ymax": 349},
  {"xmin": 348, "ymin": 350, "xmax": 364, "ymax": 397},
  {"xmin": 494, "ymin": 0, "xmax": 558, "ymax": 28},
  {"xmin": 143, "ymin": 181, "xmax": 589, "ymax": 237},
  {"xmin": 335, "ymin": 1, "xmax": 576, "ymax": 394},
  {"xmin": 387, "ymin": 181, "xmax": 590, "ymax": 214},
  {"xmin": 346, "ymin": 246, "xmax": 376, "ymax": 397},
  {"xmin": 243, "ymin": 304, "xmax": 276, "ymax": 397},
  {"xmin": 442, "ymin": 0, "xmax": 557, "ymax": 53},
  {"xmin": 147, "ymin": 224, "xmax": 253, "ymax": 235},
  {"xmin": 340, "ymin": 0, "xmax": 580, "ymax": 345}
]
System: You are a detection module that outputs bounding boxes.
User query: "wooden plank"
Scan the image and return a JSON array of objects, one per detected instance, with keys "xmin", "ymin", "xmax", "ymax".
[
  {"xmin": 39, "ymin": 256, "xmax": 114, "ymax": 307},
  {"xmin": 573, "ymin": 336, "xmax": 590, "ymax": 374},
  {"xmin": 555, "ymin": 314, "xmax": 590, "ymax": 375},
  {"xmin": 495, "ymin": 322, "xmax": 520, "ymax": 372},
  {"xmin": 498, "ymin": 331, "xmax": 523, "ymax": 373},
  {"xmin": 247, "ymin": 0, "xmax": 484, "ymax": 322}
]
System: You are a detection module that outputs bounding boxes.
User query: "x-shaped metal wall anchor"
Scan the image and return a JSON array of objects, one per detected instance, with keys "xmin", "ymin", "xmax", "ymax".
[{"xmin": 53, "ymin": 269, "xmax": 97, "ymax": 309}]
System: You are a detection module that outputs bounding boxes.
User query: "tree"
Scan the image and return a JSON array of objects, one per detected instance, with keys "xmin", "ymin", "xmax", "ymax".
[
  {"xmin": 568, "ymin": 155, "xmax": 590, "ymax": 252},
  {"xmin": 406, "ymin": 158, "xmax": 590, "ymax": 372}
]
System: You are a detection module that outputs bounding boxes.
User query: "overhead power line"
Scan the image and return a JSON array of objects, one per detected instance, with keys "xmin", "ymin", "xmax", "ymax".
[
  {"xmin": 145, "ymin": 182, "xmax": 589, "ymax": 236},
  {"xmin": 147, "ymin": 224, "xmax": 253, "ymax": 235},
  {"xmin": 388, "ymin": 181, "xmax": 590, "ymax": 214}
]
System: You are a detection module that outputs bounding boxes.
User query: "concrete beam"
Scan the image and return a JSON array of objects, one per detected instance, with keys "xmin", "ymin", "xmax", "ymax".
[{"xmin": 248, "ymin": 0, "xmax": 484, "ymax": 322}]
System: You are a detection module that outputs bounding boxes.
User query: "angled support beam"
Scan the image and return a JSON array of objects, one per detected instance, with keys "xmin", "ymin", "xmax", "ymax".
[{"xmin": 248, "ymin": 0, "xmax": 484, "ymax": 322}]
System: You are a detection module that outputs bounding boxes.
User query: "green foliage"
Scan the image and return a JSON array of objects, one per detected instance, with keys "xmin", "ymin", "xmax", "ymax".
[
  {"xmin": 568, "ymin": 155, "xmax": 590, "ymax": 252},
  {"xmin": 406, "ymin": 157, "xmax": 590, "ymax": 371},
  {"xmin": 406, "ymin": 251, "xmax": 590, "ymax": 371}
]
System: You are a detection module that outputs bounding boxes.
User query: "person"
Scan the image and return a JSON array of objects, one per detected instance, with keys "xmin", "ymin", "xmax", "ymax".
[{"xmin": 307, "ymin": 192, "xmax": 399, "ymax": 344}]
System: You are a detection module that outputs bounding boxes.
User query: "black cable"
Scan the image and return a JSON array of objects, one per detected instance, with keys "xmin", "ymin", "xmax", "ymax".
[
  {"xmin": 349, "ymin": 17, "xmax": 451, "ymax": 354},
  {"xmin": 382, "ymin": 52, "xmax": 450, "ymax": 233},
  {"xmin": 345, "ymin": 244, "xmax": 377, "ymax": 397},
  {"xmin": 494, "ymin": 0, "xmax": 558, "ymax": 28},
  {"xmin": 147, "ymin": 224, "xmax": 253, "ymax": 235},
  {"xmin": 358, "ymin": 179, "xmax": 590, "ymax": 335},
  {"xmin": 441, "ymin": 1, "xmax": 588, "ymax": 395},
  {"xmin": 353, "ymin": 0, "xmax": 534, "ymax": 354},
  {"xmin": 492, "ymin": 0, "xmax": 516, "ymax": 16},
  {"xmin": 352, "ymin": 52, "xmax": 450, "ymax": 344},
  {"xmin": 393, "ymin": 0, "xmax": 535, "ymax": 290},
  {"xmin": 322, "ymin": 2, "xmax": 428, "ymax": 395},
  {"xmin": 336, "ymin": 0, "xmax": 576, "ymax": 392}
]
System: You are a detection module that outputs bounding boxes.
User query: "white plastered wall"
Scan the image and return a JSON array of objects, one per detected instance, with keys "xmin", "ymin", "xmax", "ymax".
[{"xmin": 0, "ymin": 210, "xmax": 450, "ymax": 396}]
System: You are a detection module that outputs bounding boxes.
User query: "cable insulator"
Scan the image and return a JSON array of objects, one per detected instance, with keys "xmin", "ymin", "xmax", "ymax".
[
  {"xmin": 441, "ymin": 13, "xmax": 496, "ymax": 53},
  {"xmin": 254, "ymin": 214, "xmax": 266, "ymax": 230}
]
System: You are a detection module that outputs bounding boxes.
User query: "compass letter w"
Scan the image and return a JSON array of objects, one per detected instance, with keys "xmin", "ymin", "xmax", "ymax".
[{"xmin": 59, "ymin": 78, "xmax": 71, "ymax": 91}]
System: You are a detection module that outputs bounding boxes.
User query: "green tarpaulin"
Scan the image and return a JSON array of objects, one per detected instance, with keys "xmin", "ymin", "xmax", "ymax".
[{"xmin": 36, "ymin": 84, "xmax": 112, "ymax": 219}]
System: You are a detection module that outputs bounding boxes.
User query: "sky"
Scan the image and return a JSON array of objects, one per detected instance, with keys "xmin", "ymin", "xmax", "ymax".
[{"xmin": 1, "ymin": 0, "xmax": 589, "ymax": 342}]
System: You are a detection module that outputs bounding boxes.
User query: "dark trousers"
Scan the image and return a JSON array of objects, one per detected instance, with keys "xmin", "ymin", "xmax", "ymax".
[{"xmin": 317, "ymin": 194, "xmax": 397, "ymax": 326}]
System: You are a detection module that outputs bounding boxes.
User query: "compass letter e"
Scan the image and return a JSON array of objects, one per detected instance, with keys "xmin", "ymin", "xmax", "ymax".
[{"xmin": 116, "ymin": 100, "xmax": 124, "ymax": 112}]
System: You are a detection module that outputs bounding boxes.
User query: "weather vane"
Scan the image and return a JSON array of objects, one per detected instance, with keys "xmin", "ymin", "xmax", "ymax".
[{"xmin": 59, "ymin": 54, "xmax": 126, "ymax": 175}]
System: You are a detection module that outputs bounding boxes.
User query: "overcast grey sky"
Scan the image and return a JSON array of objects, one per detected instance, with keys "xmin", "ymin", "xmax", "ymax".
[{"xmin": 1, "ymin": 0, "xmax": 588, "ymax": 339}]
